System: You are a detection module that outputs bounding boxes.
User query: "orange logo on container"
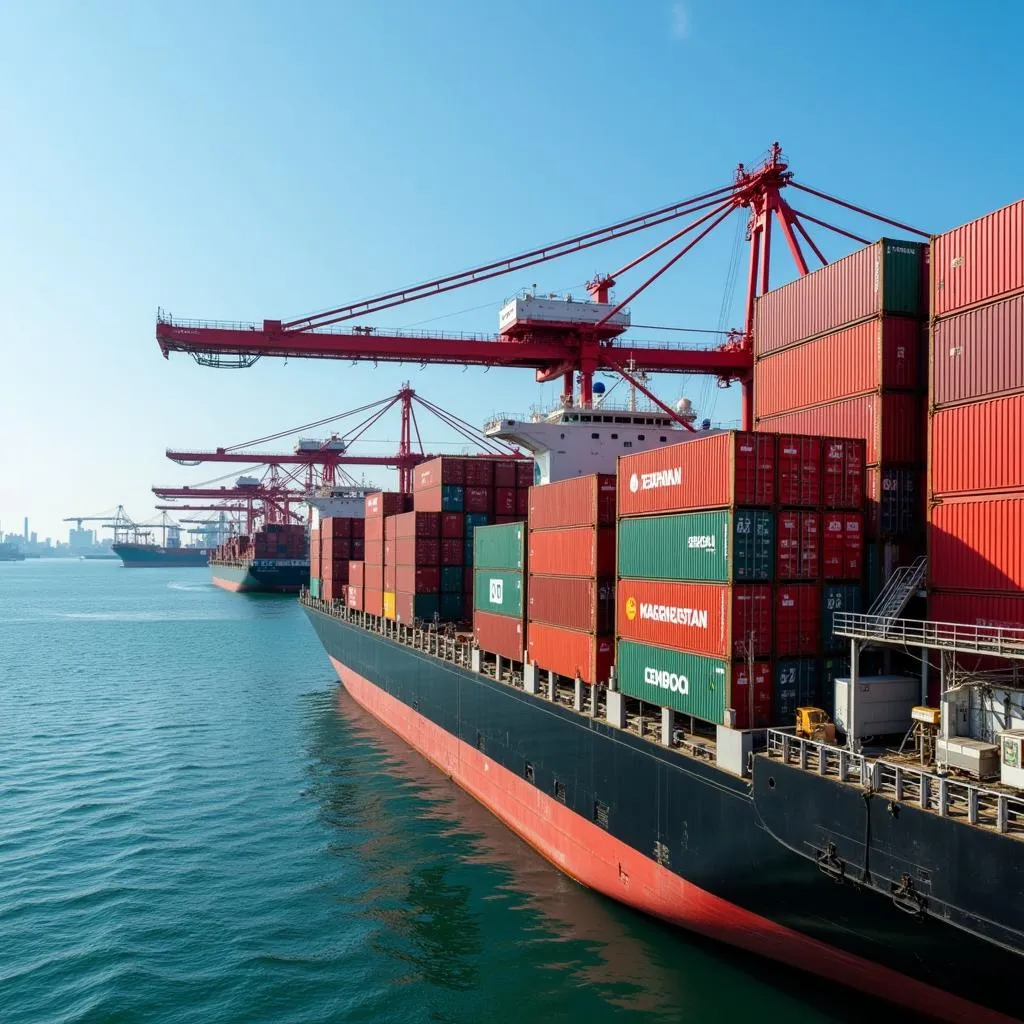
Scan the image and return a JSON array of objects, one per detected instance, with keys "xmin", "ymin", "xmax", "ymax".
[{"xmin": 625, "ymin": 596, "xmax": 638, "ymax": 621}]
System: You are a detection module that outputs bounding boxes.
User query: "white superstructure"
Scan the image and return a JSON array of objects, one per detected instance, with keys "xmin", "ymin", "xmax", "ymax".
[
  {"xmin": 498, "ymin": 293, "xmax": 630, "ymax": 335},
  {"xmin": 306, "ymin": 486, "xmax": 375, "ymax": 526}
]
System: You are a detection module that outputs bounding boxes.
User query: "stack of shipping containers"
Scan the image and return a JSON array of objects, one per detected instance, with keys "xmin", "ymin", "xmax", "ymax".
[
  {"xmin": 615, "ymin": 432, "xmax": 776, "ymax": 729},
  {"xmin": 526, "ymin": 475, "xmax": 616, "ymax": 684},
  {"xmin": 389, "ymin": 511, "xmax": 442, "ymax": 623},
  {"xmin": 309, "ymin": 525, "xmax": 321, "ymax": 598},
  {"xmin": 363, "ymin": 491, "xmax": 406, "ymax": 617},
  {"xmin": 927, "ymin": 198, "xmax": 1024, "ymax": 630},
  {"xmin": 472, "ymin": 522, "xmax": 527, "ymax": 661},
  {"xmin": 320, "ymin": 518, "xmax": 355, "ymax": 603},
  {"xmin": 752, "ymin": 239, "xmax": 928, "ymax": 602}
]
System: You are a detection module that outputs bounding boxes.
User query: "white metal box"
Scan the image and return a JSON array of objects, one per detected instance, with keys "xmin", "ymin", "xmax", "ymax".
[
  {"xmin": 834, "ymin": 675, "xmax": 920, "ymax": 740},
  {"xmin": 936, "ymin": 736, "xmax": 1001, "ymax": 780},
  {"xmin": 498, "ymin": 294, "xmax": 630, "ymax": 334},
  {"xmin": 999, "ymin": 730, "xmax": 1024, "ymax": 789}
]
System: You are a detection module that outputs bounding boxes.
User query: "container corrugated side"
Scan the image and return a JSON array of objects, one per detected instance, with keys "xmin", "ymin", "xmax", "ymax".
[
  {"xmin": 616, "ymin": 580, "xmax": 772, "ymax": 658},
  {"xmin": 528, "ymin": 474, "xmax": 616, "ymax": 529},
  {"xmin": 473, "ymin": 522, "xmax": 526, "ymax": 571},
  {"xmin": 821, "ymin": 512, "xmax": 865, "ymax": 581},
  {"xmin": 928, "ymin": 495, "xmax": 1024, "ymax": 592},
  {"xmin": 932, "ymin": 198, "xmax": 1024, "ymax": 317},
  {"xmin": 473, "ymin": 568, "xmax": 525, "ymax": 617},
  {"xmin": 617, "ymin": 432, "xmax": 775, "ymax": 516},
  {"xmin": 617, "ymin": 509, "xmax": 773, "ymax": 582},
  {"xmin": 527, "ymin": 623, "xmax": 613, "ymax": 685},
  {"xmin": 822, "ymin": 584, "xmax": 862, "ymax": 653},
  {"xmin": 755, "ymin": 393, "xmax": 924, "ymax": 466},
  {"xmin": 865, "ymin": 467, "xmax": 922, "ymax": 539},
  {"xmin": 365, "ymin": 492, "xmax": 408, "ymax": 518},
  {"xmin": 928, "ymin": 591, "xmax": 1024, "ymax": 631},
  {"xmin": 931, "ymin": 292, "xmax": 1024, "ymax": 406},
  {"xmin": 474, "ymin": 609, "xmax": 526, "ymax": 662},
  {"xmin": 615, "ymin": 640, "xmax": 727, "ymax": 722},
  {"xmin": 528, "ymin": 526, "xmax": 615, "ymax": 577},
  {"xmin": 395, "ymin": 565, "xmax": 440, "ymax": 593},
  {"xmin": 775, "ymin": 583, "xmax": 822, "ymax": 656},
  {"xmin": 773, "ymin": 659, "xmax": 821, "ymax": 725},
  {"xmin": 823, "ymin": 438, "xmax": 867, "ymax": 510},
  {"xmin": 930, "ymin": 395, "xmax": 1024, "ymax": 496},
  {"xmin": 395, "ymin": 591, "xmax": 440, "ymax": 624},
  {"xmin": 776, "ymin": 511, "xmax": 820, "ymax": 581},
  {"xmin": 394, "ymin": 511, "xmax": 441, "ymax": 538},
  {"xmin": 383, "ymin": 591, "xmax": 396, "ymax": 620},
  {"xmin": 753, "ymin": 317, "xmax": 923, "ymax": 418},
  {"xmin": 413, "ymin": 485, "xmax": 465, "ymax": 513},
  {"xmin": 776, "ymin": 435, "xmax": 822, "ymax": 508},
  {"xmin": 527, "ymin": 575, "xmax": 614, "ymax": 634},
  {"xmin": 754, "ymin": 240, "xmax": 924, "ymax": 355},
  {"xmin": 413, "ymin": 456, "xmax": 465, "ymax": 490}
]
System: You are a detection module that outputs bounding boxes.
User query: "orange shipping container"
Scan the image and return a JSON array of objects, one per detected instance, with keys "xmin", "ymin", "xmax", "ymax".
[
  {"xmin": 930, "ymin": 395, "xmax": 1024, "ymax": 496},
  {"xmin": 932, "ymin": 198, "xmax": 1024, "ymax": 317},
  {"xmin": 474, "ymin": 609, "xmax": 525, "ymax": 662},
  {"xmin": 346, "ymin": 584, "xmax": 362, "ymax": 611},
  {"xmin": 528, "ymin": 474, "xmax": 616, "ymax": 530},
  {"xmin": 527, "ymin": 622, "xmax": 613, "ymax": 685},
  {"xmin": 413, "ymin": 457, "xmax": 465, "ymax": 490},
  {"xmin": 928, "ymin": 495, "xmax": 1024, "ymax": 592},
  {"xmin": 349, "ymin": 561, "xmax": 364, "ymax": 588},
  {"xmin": 528, "ymin": 526, "xmax": 615, "ymax": 577},
  {"xmin": 393, "ymin": 511, "xmax": 441, "ymax": 538},
  {"xmin": 365, "ymin": 492, "xmax": 408, "ymax": 518},
  {"xmin": 617, "ymin": 432, "xmax": 775, "ymax": 517},
  {"xmin": 755, "ymin": 393, "xmax": 923, "ymax": 467},
  {"xmin": 616, "ymin": 580, "xmax": 772, "ymax": 659},
  {"xmin": 754, "ymin": 318, "xmax": 923, "ymax": 419}
]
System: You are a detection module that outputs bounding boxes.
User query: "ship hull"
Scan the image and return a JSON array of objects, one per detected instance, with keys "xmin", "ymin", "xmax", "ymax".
[
  {"xmin": 210, "ymin": 559, "xmax": 308, "ymax": 594},
  {"xmin": 111, "ymin": 543, "xmax": 210, "ymax": 568},
  {"xmin": 304, "ymin": 604, "xmax": 1022, "ymax": 1023}
]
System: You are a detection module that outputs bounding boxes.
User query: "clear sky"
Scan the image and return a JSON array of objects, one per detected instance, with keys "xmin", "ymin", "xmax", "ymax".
[{"xmin": 1, "ymin": 0, "xmax": 1021, "ymax": 542}]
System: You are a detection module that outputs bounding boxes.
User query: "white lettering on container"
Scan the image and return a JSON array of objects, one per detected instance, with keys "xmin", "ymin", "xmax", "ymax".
[
  {"xmin": 644, "ymin": 667, "xmax": 689, "ymax": 694},
  {"xmin": 639, "ymin": 602, "xmax": 708, "ymax": 628},
  {"xmin": 630, "ymin": 467, "xmax": 682, "ymax": 494},
  {"xmin": 489, "ymin": 579, "xmax": 504, "ymax": 604},
  {"xmin": 687, "ymin": 535, "xmax": 716, "ymax": 550}
]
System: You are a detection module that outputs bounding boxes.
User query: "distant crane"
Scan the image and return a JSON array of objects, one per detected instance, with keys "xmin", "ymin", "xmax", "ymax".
[{"xmin": 155, "ymin": 143, "xmax": 928, "ymax": 429}]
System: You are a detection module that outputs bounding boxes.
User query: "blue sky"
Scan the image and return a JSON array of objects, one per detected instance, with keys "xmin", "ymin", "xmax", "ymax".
[{"xmin": 1, "ymin": 0, "xmax": 1021, "ymax": 542}]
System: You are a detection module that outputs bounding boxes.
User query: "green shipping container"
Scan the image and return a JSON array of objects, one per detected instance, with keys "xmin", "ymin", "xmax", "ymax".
[
  {"xmin": 616, "ymin": 640, "xmax": 728, "ymax": 724},
  {"xmin": 309, "ymin": 578, "xmax": 321, "ymax": 599},
  {"xmin": 440, "ymin": 566, "xmax": 463, "ymax": 593},
  {"xmin": 473, "ymin": 568, "xmax": 524, "ymax": 618},
  {"xmin": 822, "ymin": 584, "xmax": 862, "ymax": 653},
  {"xmin": 474, "ymin": 522, "xmax": 526, "ymax": 571},
  {"xmin": 440, "ymin": 591, "xmax": 465, "ymax": 621},
  {"xmin": 617, "ymin": 509, "xmax": 774, "ymax": 582},
  {"xmin": 880, "ymin": 239, "xmax": 926, "ymax": 317}
]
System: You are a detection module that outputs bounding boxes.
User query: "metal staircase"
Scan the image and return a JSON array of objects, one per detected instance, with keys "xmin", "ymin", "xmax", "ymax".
[{"xmin": 867, "ymin": 556, "xmax": 928, "ymax": 622}]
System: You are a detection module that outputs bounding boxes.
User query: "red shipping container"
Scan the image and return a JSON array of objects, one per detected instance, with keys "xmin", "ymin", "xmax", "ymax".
[
  {"xmin": 529, "ymin": 526, "xmax": 615, "ymax": 577},
  {"xmin": 346, "ymin": 584, "xmax": 362, "ymax": 611},
  {"xmin": 775, "ymin": 583, "xmax": 822, "ymax": 656},
  {"xmin": 495, "ymin": 516, "xmax": 520, "ymax": 526},
  {"xmin": 822, "ymin": 512, "xmax": 864, "ymax": 580},
  {"xmin": 931, "ymin": 293, "xmax": 1024, "ymax": 407},
  {"xmin": 463, "ymin": 566, "xmax": 474, "ymax": 593},
  {"xmin": 363, "ymin": 562, "xmax": 384, "ymax": 590},
  {"xmin": 321, "ymin": 537, "xmax": 351, "ymax": 561},
  {"xmin": 365, "ymin": 491, "xmax": 407, "ymax": 518},
  {"xmin": 754, "ymin": 318, "xmax": 923, "ymax": 417},
  {"xmin": 928, "ymin": 591, "xmax": 1024, "ymax": 631},
  {"xmin": 527, "ymin": 575, "xmax": 615, "ymax": 634},
  {"xmin": 617, "ymin": 432, "xmax": 775, "ymax": 517},
  {"xmin": 776, "ymin": 435, "xmax": 822, "ymax": 508},
  {"xmin": 474, "ymin": 609, "xmax": 525, "ymax": 662},
  {"xmin": 527, "ymin": 623, "xmax": 613, "ymax": 685},
  {"xmin": 321, "ymin": 580, "xmax": 342, "ymax": 603},
  {"xmin": 529, "ymin": 474, "xmax": 616, "ymax": 529},
  {"xmin": 364, "ymin": 588, "xmax": 384, "ymax": 617},
  {"xmin": 413, "ymin": 487, "xmax": 450, "ymax": 514},
  {"xmin": 350, "ymin": 561, "xmax": 364, "ymax": 588},
  {"xmin": 440, "ymin": 539, "xmax": 463, "ymax": 565},
  {"xmin": 731, "ymin": 661, "xmax": 773, "ymax": 730},
  {"xmin": 932, "ymin": 198, "xmax": 1024, "ymax": 317},
  {"xmin": 323, "ymin": 516, "xmax": 353, "ymax": 538},
  {"xmin": 394, "ymin": 591, "xmax": 442, "ymax": 624},
  {"xmin": 396, "ymin": 566, "xmax": 440, "ymax": 593},
  {"xmin": 364, "ymin": 517, "xmax": 384, "ymax": 542},
  {"xmin": 465, "ymin": 486, "xmax": 492, "ymax": 513},
  {"xmin": 777, "ymin": 511, "xmax": 821, "ymax": 580},
  {"xmin": 385, "ymin": 517, "xmax": 398, "ymax": 542},
  {"xmin": 395, "ymin": 536, "xmax": 440, "ymax": 565},
  {"xmin": 414, "ymin": 457, "xmax": 465, "ymax": 490},
  {"xmin": 617, "ymin": 580, "xmax": 771, "ymax": 658},
  {"xmin": 754, "ymin": 241, "xmax": 924, "ymax": 355},
  {"xmin": 493, "ymin": 461, "xmax": 517, "ymax": 488},
  {"xmin": 755, "ymin": 393, "xmax": 923, "ymax": 467},
  {"xmin": 516, "ymin": 488, "xmax": 529, "ymax": 516},
  {"xmin": 394, "ymin": 511, "xmax": 441, "ymax": 538},
  {"xmin": 494, "ymin": 488, "xmax": 516, "ymax": 516},
  {"xmin": 310, "ymin": 528, "xmax": 321, "ymax": 577},
  {"xmin": 930, "ymin": 395, "xmax": 1024, "ymax": 496},
  {"xmin": 928, "ymin": 495, "xmax": 1024, "ymax": 592},
  {"xmin": 384, "ymin": 563, "xmax": 396, "ymax": 591},
  {"xmin": 517, "ymin": 460, "xmax": 535, "ymax": 487},
  {"xmin": 441, "ymin": 513, "xmax": 464, "ymax": 539},
  {"xmin": 351, "ymin": 518, "xmax": 365, "ymax": 540},
  {"xmin": 463, "ymin": 458, "xmax": 494, "ymax": 487},
  {"xmin": 352, "ymin": 537, "xmax": 364, "ymax": 560},
  {"xmin": 822, "ymin": 438, "xmax": 867, "ymax": 509}
]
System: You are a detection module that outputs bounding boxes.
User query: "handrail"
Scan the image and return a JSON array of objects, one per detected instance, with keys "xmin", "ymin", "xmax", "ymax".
[
  {"xmin": 834, "ymin": 612, "xmax": 1024, "ymax": 660},
  {"xmin": 765, "ymin": 729, "xmax": 1024, "ymax": 836}
]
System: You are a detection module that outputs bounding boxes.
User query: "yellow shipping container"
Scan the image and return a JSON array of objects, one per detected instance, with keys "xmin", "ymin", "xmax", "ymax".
[{"xmin": 383, "ymin": 591, "xmax": 396, "ymax": 620}]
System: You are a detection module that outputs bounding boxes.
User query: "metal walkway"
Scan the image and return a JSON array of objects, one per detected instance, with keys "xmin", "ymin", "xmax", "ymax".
[{"xmin": 834, "ymin": 611, "xmax": 1024, "ymax": 661}]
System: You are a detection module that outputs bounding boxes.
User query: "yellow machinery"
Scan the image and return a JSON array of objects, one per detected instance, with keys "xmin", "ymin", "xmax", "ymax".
[
  {"xmin": 796, "ymin": 707, "xmax": 837, "ymax": 743},
  {"xmin": 911, "ymin": 706, "xmax": 941, "ymax": 765}
]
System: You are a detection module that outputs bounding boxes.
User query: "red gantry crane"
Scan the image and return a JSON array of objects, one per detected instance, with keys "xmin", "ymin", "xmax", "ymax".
[
  {"xmin": 156, "ymin": 144, "xmax": 928, "ymax": 428},
  {"xmin": 164, "ymin": 386, "xmax": 523, "ymax": 493}
]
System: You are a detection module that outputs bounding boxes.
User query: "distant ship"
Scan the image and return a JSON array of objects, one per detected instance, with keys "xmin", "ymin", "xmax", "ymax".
[
  {"xmin": 0, "ymin": 542, "xmax": 25, "ymax": 562},
  {"xmin": 111, "ymin": 542, "xmax": 211, "ymax": 568},
  {"xmin": 83, "ymin": 552, "xmax": 119, "ymax": 560}
]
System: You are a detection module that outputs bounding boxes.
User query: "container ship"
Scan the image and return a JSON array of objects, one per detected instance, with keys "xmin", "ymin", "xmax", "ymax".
[
  {"xmin": 209, "ymin": 522, "xmax": 309, "ymax": 593},
  {"xmin": 112, "ymin": 541, "xmax": 212, "ymax": 567},
  {"xmin": 298, "ymin": 199, "xmax": 1024, "ymax": 1024}
]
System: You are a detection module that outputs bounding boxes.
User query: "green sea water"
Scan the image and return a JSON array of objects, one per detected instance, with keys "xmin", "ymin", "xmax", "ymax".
[{"xmin": 0, "ymin": 559, "xmax": 900, "ymax": 1023}]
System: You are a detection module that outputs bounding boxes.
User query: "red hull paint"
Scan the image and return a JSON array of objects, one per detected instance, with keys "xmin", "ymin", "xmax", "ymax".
[
  {"xmin": 211, "ymin": 574, "xmax": 248, "ymax": 593},
  {"xmin": 329, "ymin": 657, "xmax": 1009, "ymax": 1024}
]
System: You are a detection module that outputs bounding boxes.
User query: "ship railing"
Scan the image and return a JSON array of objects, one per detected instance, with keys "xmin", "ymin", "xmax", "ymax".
[
  {"xmin": 765, "ymin": 729, "xmax": 1024, "ymax": 836},
  {"xmin": 833, "ymin": 612, "xmax": 1024, "ymax": 661}
]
